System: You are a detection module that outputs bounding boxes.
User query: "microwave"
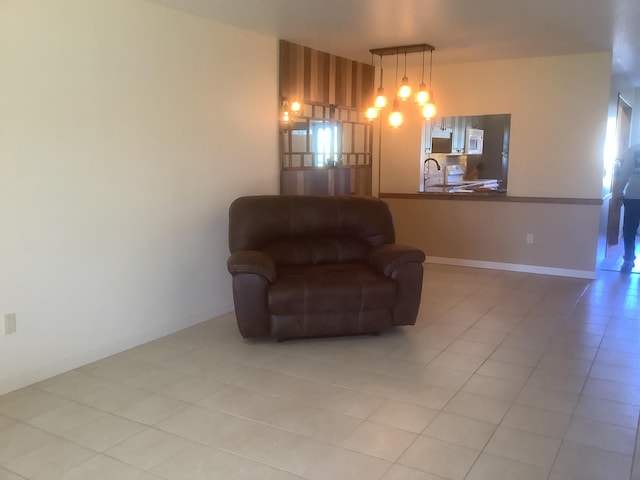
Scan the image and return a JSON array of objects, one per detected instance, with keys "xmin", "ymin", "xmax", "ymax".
[{"xmin": 465, "ymin": 128, "xmax": 484, "ymax": 154}]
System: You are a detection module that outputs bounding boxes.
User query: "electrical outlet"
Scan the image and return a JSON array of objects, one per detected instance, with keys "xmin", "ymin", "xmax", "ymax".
[
  {"xmin": 4, "ymin": 313, "xmax": 16, "ymax": 335},
  {"xmin": 526, "ymin": 233, "xmax": 534, "ymax": 244}
]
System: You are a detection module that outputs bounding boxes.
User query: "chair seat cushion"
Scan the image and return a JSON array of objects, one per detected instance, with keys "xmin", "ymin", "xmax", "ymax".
[{"xmin": 268, "ymin": 263, "xmax": 397, "ymax": 315}]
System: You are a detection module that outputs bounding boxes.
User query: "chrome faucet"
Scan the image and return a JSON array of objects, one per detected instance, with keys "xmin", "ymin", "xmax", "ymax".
[{"xmin": 424, "ymin": 157, "xmax": 441, "ymax": 190}]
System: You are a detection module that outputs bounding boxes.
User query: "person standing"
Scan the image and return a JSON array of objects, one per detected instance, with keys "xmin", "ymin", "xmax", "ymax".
[{"xmin": 613, "ymin": 143, "xmax": 640, "ymax": 274}]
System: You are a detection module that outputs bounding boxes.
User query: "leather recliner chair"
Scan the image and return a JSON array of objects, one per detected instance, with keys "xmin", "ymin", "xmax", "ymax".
[{"xmin": 227, "ymin": 195, "xmax": 426, "ymax": 341}]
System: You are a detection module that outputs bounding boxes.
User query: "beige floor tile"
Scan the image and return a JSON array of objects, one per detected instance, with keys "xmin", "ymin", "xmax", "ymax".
[
  {"xmin": 199, "ymin": 385, "xmax": 362, "ymax": 444},
  {"xmin": 515, "ymin": 384, "xmax": 579, "ymax": 414},
  {"xmin": 423, "ymin": 412, "xmax": 496, "ymax": 450},
  {"xmin": 157, "ymin": 405, "xmax": 331, "ymax": 476},
  {"xmin": 391, "ymin": 382, "xmax": 458, "ymax": 410},
  {"xmin": 500, "ymin": 404, "xmax": 570, "ymax": 438},
  {"xmin": 3, "ymin": 438, "xmax": 95, "ymax": 479},
  {"xmin": 546, "ymin": 342, "xmax": 598, "ymax": 361},
  {"xmin": 3, "ymin": 266, "xmax": 640, "ymax": 480},
  {"xmin": 304, "ymin": 447, "xmax": 391, "ymax": 480},
  {"xmin": 594, "ymin": 348, "xmax": 640, "ymax": 368},
  {"xmin": 589, "ymin": 362, "xmax": 640, "ymax": 386},
  {"xmin": 459, "ymin": 327, "xmax": 508, "ymax": 345},
  {"xmin": 282, "ymin": 406, "xmax": 363, "ymax": 444},
  {"xmin": 328, "ymin": 367, "xmax": 406, "ymax": 397},
  {"xmin": 585, "ymin": 375, "xmax": 640, "ymax": 405},
  {"xmin": 82, "ymin": 357, "xmax": 154, "ymax": 382},
  {"xmin": 155, "ymin": 375, "xmax": 226, "ymax": 403},
  {"xmin": 382, "ymin": 463, "xmax": 447, "ymax": 479},
  {"xmin": 476, "ymin": 359, "xmax": 533, "ymax": 383},
  {"xmin": 0, "ymin": 415, "xmax": 17, "ymax": 432},
  {"xmin": 446, "ymin": 339, "xmax": 497, "ymax": 357},
  {"xmin": 26, "ymin": 402, "xmax": 105, "ymax": 435},
  {"xmin": 367, "ymin": 399, "xmax": 438, "ymax": 433},
  {"xmin": 526, "ymin": 368, "xmax": 586, "ymax": 394},
  {"xmin": 58, "ymin": 454, "xmax": 146, "ymax": 480},
  {"xmin": 0, "ymin": 388, "xmax": 71, "ymax": 421},
  {"xmin": 429, "ymin": 351, "xmax": 486, "ymax": 373},
  {"xmin": 126, "ymin": 343, "xmax": 199, "ymax": 365},
  {"xmin": 484, "ymin": 425, "xmax": 561, "ymax": 468},
  {"xmin": 573, "ymin": 395, "xmax": 640, "ymax": 428},
  {"xmin": 552, "ymin": 441, "xmax": 632, "ymax": 480},
  {"xmin": 105, "ymin": 428, "xmax": 193, "ymax": 470},
  {"xmin": 282, "ymin": 378, "xmax": 386, "ymax": 418},
  {"xmin": 399, "ymin": 436, "xmax": 479, "ymax": 480},
  {"xmin": 564, "ymin": 417, "xmax": 636, "ymax": 455},
  {"xmin": 444, "ymin": 392, "xmax": 511, "ymax": 424},
  {"xmin": 122, "ymin": 366, "xmax": 190, "ymax": 392},
  {"xmin": 489, "ymin": 345, "xmax": 543, "ymax": 367},
  {"xmin": 209, "ymin": 362, "xmax": 299, "ymax": 396},
  {"xmin": 0, "ymin": 423, "xmax": 57, "ymax": 463},
  {"xmin": 0, "ymin": 466, "xmax": 25, "ymax": 479},
  {"xmin": 465, "ymin": 453, "xmax": 549, "ymax": 480},
  {"xmin": 77, "ymin": 383, "xmax": 150, "ymax": 412},
  {"xmin": 151, "ymin": 443, "xmax": 302, "ymax": 480},
  {"xmin": 61, "ymin": 413, "xmax": 146, "ymax": 452},
  {"xmin": 35, "ymin": 371, "xmax": 116, "ymax": 401},
  {"xmin": 414, "ymin": 365, "xmax": 472, "ymax": 390},
  {"xmin": 114, "ymin": 393, "xmax": 189, "ymax": 425},
  {"xmin": 388, "ymin": 343, "xmax": 442, "ymax": 364},
  {"xmin": 340, "ymin": 420, "xmax": 417, "ymax": 461},
  {"xmin": 461, "ymin": 374, "xmax": 523, "ymax": 402}
]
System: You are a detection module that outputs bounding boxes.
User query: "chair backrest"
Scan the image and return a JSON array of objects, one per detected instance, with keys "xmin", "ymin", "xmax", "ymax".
[{"xmin": 228, "ymin": 195, "xmax": 396, "ymax": 266}]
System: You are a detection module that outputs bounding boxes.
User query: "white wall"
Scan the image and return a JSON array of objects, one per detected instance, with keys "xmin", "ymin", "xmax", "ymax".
[
  {"xmin": 379, "ymin": 52, "xmax": 611, "ymax": 198},
  {"xmin": 0, "ymin": 0, "xmax": 279, "ymax": 394}
]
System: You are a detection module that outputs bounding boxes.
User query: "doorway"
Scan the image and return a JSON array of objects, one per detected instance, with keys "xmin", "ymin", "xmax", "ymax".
[{"xmin": 601, "ymin": 94, "xmax": 636, "ymax": 272}]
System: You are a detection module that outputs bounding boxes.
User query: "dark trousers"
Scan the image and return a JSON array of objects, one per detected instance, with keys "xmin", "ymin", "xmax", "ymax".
[{"xmin": 623, "ymin": 198, "xmax": 640, "ymax": 262}]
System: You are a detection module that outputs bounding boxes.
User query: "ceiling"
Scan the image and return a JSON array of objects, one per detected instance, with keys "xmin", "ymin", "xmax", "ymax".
[{"xmin": 153, "ymin": 0, "xmax": 640, "ymax": 87}]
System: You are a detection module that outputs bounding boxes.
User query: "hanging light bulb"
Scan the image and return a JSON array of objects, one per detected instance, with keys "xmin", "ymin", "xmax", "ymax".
[
  {"xmin": 398, "ymin": 53, "xmax": 412, "ymax": 101},
  {"xmin": 422, "ymin": 97, "xmax": 436, "ymax": 119},
  {"xmin": 421, "ymin": 50, "xmax": 436, "ymax": 118},
  {"xmin": 365, "ymin": 106, "xmax": 379, "ymax": 120},
  {"xmin": 290, "ymin": 101, "xmax": 301, "ymax": 113},
  {"xmin": 374, "ymin": 55, "xmax": 387, "ymax": 109},
  {"xmin": 415, "ymin": 48, "xmax": 429, "ymax": 105},
  {"xmin": 389, "ymin": 98, "xmax": 403, "ymax": 128},
  {"xmin": 281, "ymin": 99, "xmax": 290, "ymax": 122}
]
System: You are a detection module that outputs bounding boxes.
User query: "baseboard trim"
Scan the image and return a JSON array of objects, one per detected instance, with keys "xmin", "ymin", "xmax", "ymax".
[{"xmin": 426, "ymin": 256, "xmax": 597, "ymax": 280}]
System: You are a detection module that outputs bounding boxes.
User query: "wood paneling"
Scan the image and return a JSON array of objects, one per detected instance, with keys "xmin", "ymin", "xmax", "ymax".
[
  {"xmin": 279, "ymin": 41, "xmax": 374, "ymax": 196},
  {"xmin": 279, "ymin": 40, "xmax": 374, "ymax": 109}
]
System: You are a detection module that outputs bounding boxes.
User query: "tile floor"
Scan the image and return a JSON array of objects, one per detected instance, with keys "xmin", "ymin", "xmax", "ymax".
[{"xmin": 1, "ymin": 264, "xmax": 640, "ymax": 480}]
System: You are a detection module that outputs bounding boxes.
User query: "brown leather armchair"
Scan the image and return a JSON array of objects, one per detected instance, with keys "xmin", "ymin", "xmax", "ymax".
[{"xmin": 227, "ymin": 195, "xmax": 425, "ymax": 341}]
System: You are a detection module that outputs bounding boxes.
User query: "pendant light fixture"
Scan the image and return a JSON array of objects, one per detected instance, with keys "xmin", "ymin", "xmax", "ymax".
[
  {"xmin": 398, "ymin": 53, "xmax": 412, "ymax": 101},
  {"xmin": 368, "ymin": 43, "xmax": 437, "ymax": 127},
  {"xmin": 389, "ymin": 52, "xmax": 403, "ymax": 128},
  {"xmin": 365, "ymin": 53, "xmax": 380, "ymax": 120},
  {"xmin": 374, "ymin": 55, "xmax": 387, "ymax": 109},
  {"xmin": 422, "ymin": 49, "xmax": 437, "ymax": 119},
  {"xmin": 415, "ymin": 49, "xmax": 429, "ymax": 105}
]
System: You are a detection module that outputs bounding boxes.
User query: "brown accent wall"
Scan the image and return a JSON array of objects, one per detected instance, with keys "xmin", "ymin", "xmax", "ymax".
[{"xmin": 279, "ymin": 40, "xmax": 374, "ymax": 110}]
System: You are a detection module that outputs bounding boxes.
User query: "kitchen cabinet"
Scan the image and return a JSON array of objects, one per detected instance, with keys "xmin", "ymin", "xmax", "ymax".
[{"xmin": 451, "ymin": 116, "xmax": 467, "ymax": 153}]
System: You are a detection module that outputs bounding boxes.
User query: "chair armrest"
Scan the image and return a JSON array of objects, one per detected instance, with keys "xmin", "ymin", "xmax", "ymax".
[
  {"xmin": 369, "ymin": 244, "xmax": 425, "ymax": 276},
  {"xmin": 227, "ymin": 250, "xmax": 276, "ymax": 282}
]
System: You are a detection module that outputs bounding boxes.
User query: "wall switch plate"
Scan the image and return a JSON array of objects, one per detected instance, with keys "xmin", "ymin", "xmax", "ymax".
[
  {"xmin": 4, "ymin": 313, "xmax": 16, "ymax": 335},
  {"xmin": 526, "ymin": 234, "xmax": 534, "ymax": 244}
]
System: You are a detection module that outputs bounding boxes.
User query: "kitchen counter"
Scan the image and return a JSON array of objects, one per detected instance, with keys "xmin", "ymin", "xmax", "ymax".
[
  {"xmin": 380, "ymin": 191, "xmax": 602, "ymax": 205},
  {"xmin": 422, "ymin": 186, "xmax": 506, "ymax": 195}
]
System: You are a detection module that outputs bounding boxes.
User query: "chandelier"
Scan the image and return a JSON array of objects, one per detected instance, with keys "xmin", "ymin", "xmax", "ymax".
[{"xmin": 366, "ymin": 43, "xmax": 437, "ymax": 128}]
